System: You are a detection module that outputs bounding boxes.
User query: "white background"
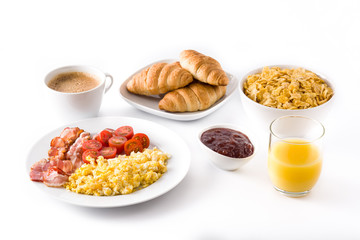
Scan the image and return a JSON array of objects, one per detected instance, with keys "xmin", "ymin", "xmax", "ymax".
[{"xmin": 1, "ymin": 0, "xmax": 359, "ymax": 239}]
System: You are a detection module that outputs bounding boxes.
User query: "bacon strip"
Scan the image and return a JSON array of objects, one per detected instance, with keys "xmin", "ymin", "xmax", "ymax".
[
  {"xmin": 43, "ymin": 167, "xmax": 69, "ymax": 187},
  {"xmin": 29, "ymin": 127, "xmax": 89, "ymax": 187},
  {"xmin": 29, "ymin": 158, "xmax": 51, "ymax": 182},
  {"xmin": 50, "ymin": 137, "xmax": 65, "ymax": 148},
  {"xmin": 60, "ymin": 127, "xmax": 84, "ymax": 146},
  {"xmin": 50, "ymin": 158, "xmax": 73, "ymax": 175},
  {"xmin": 48, "ymin": 127, "xmax": 83, "ymax": 160},
  {"xmin": 67, "ymin": 132, "xmax": 91, "ymax": 171},
  {"xmin": 48, "ymin": 147, "xmax": 67, "ymax": 160}
]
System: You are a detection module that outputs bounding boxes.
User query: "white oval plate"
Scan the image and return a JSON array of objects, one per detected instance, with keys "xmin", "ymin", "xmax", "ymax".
[
  {"xmin": 119, "ymin": 59, "xmax": 238, "ymax": 121},
  {"xmin": 25, "ymin": 116, "xmax": 191, "ymax": 208}
]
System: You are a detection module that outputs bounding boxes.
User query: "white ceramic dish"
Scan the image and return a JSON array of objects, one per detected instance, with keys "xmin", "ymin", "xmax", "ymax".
[
  {"xmin": 120, "ymin": 59, "xmax": 238, "ymax": 121},
  {"xmin": 198, "ymin": 124, "xmax": 257, "ymax": 171},
  {"xmin": 239, "ymin": 65, "xmax": 335, "ymax": 130},
  {"xmin": 26, "ymin": 116, "xmax": 191, "ymax": 208}
]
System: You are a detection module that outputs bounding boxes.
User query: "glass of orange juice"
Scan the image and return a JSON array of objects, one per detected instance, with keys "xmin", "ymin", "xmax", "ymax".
[{"xmin": 268, "ymin": 115, "xmax": 325, "ymax": 197}]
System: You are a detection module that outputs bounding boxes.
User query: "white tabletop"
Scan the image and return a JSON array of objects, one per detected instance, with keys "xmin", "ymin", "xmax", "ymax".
[{"xmin": 2, "ymin": 0, "xmax": 359, "ymax": 239}]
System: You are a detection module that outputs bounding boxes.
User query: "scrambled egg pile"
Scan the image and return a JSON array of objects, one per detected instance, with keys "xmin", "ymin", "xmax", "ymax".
[{"xmin": 65, "ymin": 148, "xmax": 170, "ymax": 196}]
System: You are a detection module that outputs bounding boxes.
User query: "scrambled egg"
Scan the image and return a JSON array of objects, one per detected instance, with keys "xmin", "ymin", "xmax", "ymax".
[{"xmin": 65, "ymin": 148, "xmax": 170, "ymax": 196}]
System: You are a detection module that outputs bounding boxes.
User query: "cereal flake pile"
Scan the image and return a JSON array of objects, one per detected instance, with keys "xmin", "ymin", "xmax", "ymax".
[{"xmin": 243, "ymin": 67, "xmax": 334, "ymax": 109}]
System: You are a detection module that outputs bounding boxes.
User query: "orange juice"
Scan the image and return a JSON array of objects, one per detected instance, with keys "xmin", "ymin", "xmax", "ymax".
[{"xmin": 268, "ymin": 139, "xmax": 322, "ymax": 193}]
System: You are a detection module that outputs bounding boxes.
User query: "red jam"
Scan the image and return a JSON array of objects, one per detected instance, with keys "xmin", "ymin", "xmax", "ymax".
[{"xmin": 201, "ymin": 128, "xmax": 254, "ymax": 158}]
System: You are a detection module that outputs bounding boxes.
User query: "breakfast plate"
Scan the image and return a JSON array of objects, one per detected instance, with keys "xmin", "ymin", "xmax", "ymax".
[
  {"xmin": 25, "ymin": 116, "xmax": 191, "ymax": 208},
  {"xmin": 119, "ymin": 59, "xmax": 238, "ymax": 121}
]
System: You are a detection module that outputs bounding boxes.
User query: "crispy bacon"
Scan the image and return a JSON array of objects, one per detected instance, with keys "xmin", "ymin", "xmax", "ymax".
[
  {"xmin": 48, "ymin": 147, "xmax": 67, "ymax": 160},
  {"xmin": 29, "ymin": 158, "xmax": 51, "ymax": 182},
  {"xmin": 49, "ymin": 158, "xmax": 73, "ymax": 175},
  {"xmin": 29, "ymin": 127, "xmax": 90, "ymax": 187},
  {"xmin": 60, "ymin": 127, "xmax": 84, "ymax": 146},
  {"xmin": 43, "ymin": 167, "xmax": 69, "ymax": 187},
  {"xmin": 67, "ymin": 132, "xmax": 91, "ymax": 171},
  {"xmin": 48, "ymin": 127, "xmax": 84, "ymax": 161},
  {"xmin": 50, "ymin": 137, "xmax": 66, "ymax": 148}
]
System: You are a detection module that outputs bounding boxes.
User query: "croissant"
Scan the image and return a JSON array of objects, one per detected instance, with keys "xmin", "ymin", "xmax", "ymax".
[
  {"xmin": 126, "ymin": 62, "xmax": 193, "ymax": 95},
  {"xmin": 158, "ymin": 81, "xmax": 227, "ymax": 112},
  {"xmin": 179, "ymin": 50, "xmax": 229, "ymax": 86}
]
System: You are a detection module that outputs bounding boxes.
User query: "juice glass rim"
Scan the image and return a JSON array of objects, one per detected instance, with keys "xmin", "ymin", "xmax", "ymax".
[{"xmin": 269, "ymin": 115, "xmax": 325, "ymax": 144}]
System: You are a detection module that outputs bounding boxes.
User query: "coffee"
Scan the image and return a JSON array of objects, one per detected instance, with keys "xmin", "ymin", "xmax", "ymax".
[{"xmin": 47, "ymin": 72, "xmax": 100, "ymax": 93}]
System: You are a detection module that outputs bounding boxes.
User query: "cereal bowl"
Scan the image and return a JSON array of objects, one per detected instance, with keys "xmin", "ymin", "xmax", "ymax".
[
  {"xmin": 198, "ymin": 124, "xmax": 257, "ymax": 171},
  {"xmin": 239, "ymin": 65, "xmax": 335, "ymax": 130}
]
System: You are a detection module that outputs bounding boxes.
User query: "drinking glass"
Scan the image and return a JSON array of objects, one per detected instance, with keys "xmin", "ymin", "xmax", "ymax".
[{"xmin": 268, "ymin": 115, "xmax": 325, "ymax": 197}]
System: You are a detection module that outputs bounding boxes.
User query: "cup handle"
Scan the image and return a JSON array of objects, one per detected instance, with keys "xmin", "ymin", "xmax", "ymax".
[{"xmin": 104, "ymin": 74, "xmax": 113, "ymax": 94}]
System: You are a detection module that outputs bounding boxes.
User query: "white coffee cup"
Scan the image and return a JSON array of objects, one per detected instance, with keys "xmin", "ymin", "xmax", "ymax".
[{"xmin": 44, "ymin": 65, "xmax": 113, "ymax": 122}]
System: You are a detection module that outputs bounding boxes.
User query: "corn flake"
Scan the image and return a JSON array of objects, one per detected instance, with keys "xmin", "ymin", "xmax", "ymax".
[{"xmin": 243, "ymin": 67, "xmax": 333, "ymax": 109}]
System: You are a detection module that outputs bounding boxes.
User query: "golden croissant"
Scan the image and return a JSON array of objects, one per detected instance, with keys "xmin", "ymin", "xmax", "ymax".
[
  {"xmin": 179, "ymin": 50, "xmax": 229, "ymax": 86},
  {"xmin": 126, "ymin": 62, "xmax": 193, "ymax": 95},
  {"xmin": 158, "ymin": 81, "xmax": 227, "ymax": 112}
]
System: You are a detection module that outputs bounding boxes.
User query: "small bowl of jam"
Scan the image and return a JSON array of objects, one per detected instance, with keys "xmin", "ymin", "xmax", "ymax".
[{"xmin": 198, "ymin": 124, "xmax": 257, "ymax": 171}]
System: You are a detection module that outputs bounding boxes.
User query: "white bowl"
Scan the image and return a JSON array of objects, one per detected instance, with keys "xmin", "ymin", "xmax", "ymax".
[
  {"xmin": 239, "ymin": 65, "xmax": 335, "ymax": 130},
  {"xmin": 198, "ymin": 124, "xmax": 257, "ymax": 171}
]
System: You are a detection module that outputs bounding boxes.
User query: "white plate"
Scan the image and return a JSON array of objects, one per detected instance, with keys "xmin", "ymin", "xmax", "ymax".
[
  {"xmin": 25, "ymin": 116, "xmax": 191, "ymax": 208},
  {"xmin": 119, "ymin": 59, "xmax": 238, "ymax": 121}
]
